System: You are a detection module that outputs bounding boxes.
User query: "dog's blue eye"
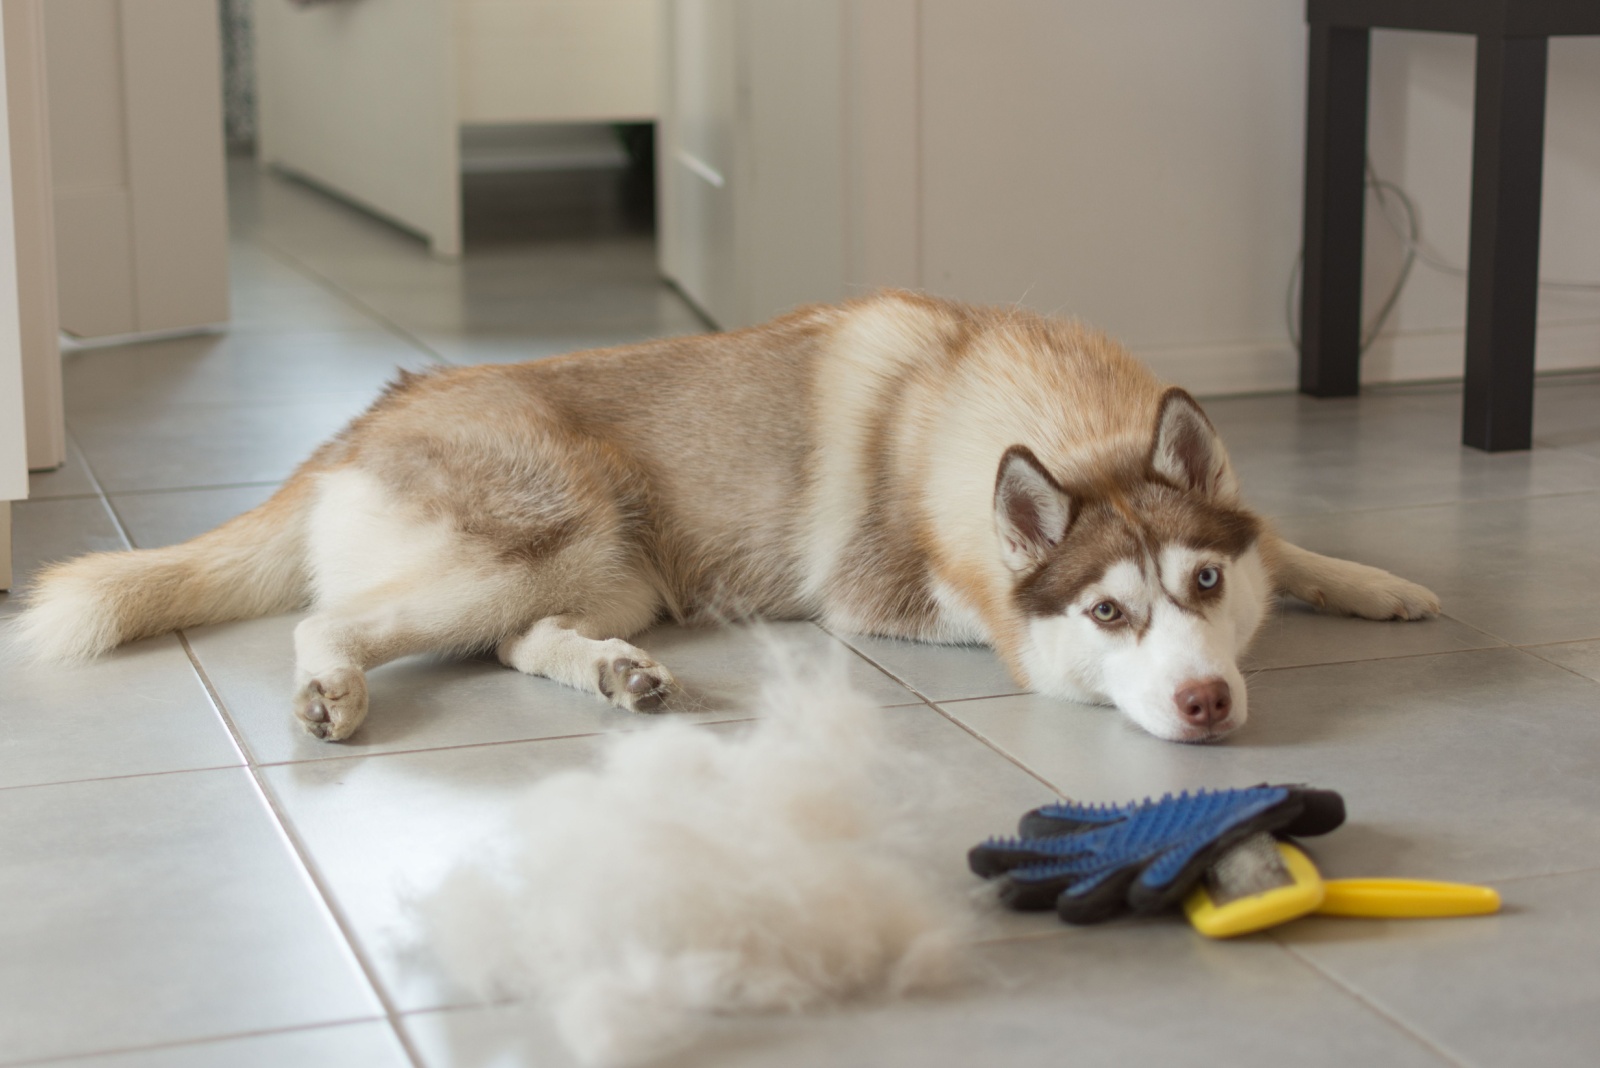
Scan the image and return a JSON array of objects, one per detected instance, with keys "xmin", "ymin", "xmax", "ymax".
[
  {"xmin": 1091, "ymin": 601, "xmax": 1121, "ymax": 623},
  {"xmin": 1197, "ymin": 567, "xmax": 1221, "ymax": 590}
]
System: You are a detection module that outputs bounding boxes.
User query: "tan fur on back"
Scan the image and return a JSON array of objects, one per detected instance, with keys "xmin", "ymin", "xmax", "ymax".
[
  {"xmin": 13, "ymin": 293, "xmax": 1165, "ymax": 668},
  {"xmin": 331, "ymin": 293, "xmax": 1167, "ymax": 657}
]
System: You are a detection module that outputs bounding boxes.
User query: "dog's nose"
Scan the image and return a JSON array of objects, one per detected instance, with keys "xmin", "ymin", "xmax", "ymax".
[{"xmin": 1174, "ymin": 678, "xmax": 1232, "ymax": 727}]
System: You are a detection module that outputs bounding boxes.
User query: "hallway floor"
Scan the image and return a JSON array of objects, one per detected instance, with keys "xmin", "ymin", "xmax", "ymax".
[{"xmin": 5, "ymin": 162, "xmax": 1600, "ymax": 1067}]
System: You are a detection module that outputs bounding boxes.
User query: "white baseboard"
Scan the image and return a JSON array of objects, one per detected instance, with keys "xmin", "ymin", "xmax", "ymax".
[
  {"xmin": 60, "ymin": 324, "xmax": 226, "ymax": 350},
  {"xmin": 1139, "ymin": 319, "xmax": 1600, "ymax": 398},
  {"xmin": 2, "ymin": 502, "xmax": 12, "ymax": 593},
  {"xmin": 1138, "ymin": 340, "xmax": 1299, "ymax": 397},
  {"xmin": 1361, "ymin": 319, "xmax": 1600, "ymax": 384}
]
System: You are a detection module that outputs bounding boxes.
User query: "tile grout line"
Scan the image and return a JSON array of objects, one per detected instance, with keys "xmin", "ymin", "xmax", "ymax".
[
  {"xmin": 0, "ymin": 761, "xmax": 249, "ymax": 796},
  {"xmin": 252, "ymin": 237, "xmax": 454, "ymax": 368},
  {"xmin": 59, "ymin": 428, "xmax": 131, "ymax": 550},
  {"xmin": 41, "ymin": 454, "xmax": 433, "ymax": 1066},
  {"xmin": 917, "ymin": 700, "xmax": 1071, "ymax": 798},
  {"xmin": 102, "ymin": 478, "xmax": 286, "ymax": 499},
  {"xmin": 1234, "ymin": 612, "xmax": 1506, "ymax": 675},
  {"xmin": 1479, "ymin": 861, "xmax": 1600, "ymax": 886},
  {"xmin": 1248, "ymin": 641, "xmax": 1521, "ymax": 677},
  {"xmin": 13, "ymin": 491, "xmax": 101, "ymax": 503},
  {"xmin": 891, "ymin": 691, "xmax": 1027, "ymax": 706},
  {"xmin": 1437, "ymin": 612, "xmax": 1517, "ymax": 649},
  {"xmin": 820, "ymin": 624, "xmax": 1068, "ymax": 797},
  {"xmin": 1271, "ymin": 939, "xmax": 1471, "ymax": 1068},
  {"xmin": 176, "ymin": 631, "xmax": 429, "ymax": 1068},
  {"xmin": 244, "ymin": 701, "xmax": 922, "ymax": 774},
  {"xmin": 0, "ymin": 1014, "xmax": 390, "ymax": 1068},
  {"xmin": 249, "ymin": 698, "xmax": 911, "ymax": 772},
  {"xmin": 1265, "ymin": 484, "xmax": 1600, "ymax": 523},
  {"xmin": 1515, "ymin": 634, "xmax": 1600, "ymax": 650},
  {"xmin": 1515, "ymin": 644, "xmax": 1600, "ymax": 688},
  {"xmin": 248, "ymin": 718, "xmax": 755, "ymax": 770}
]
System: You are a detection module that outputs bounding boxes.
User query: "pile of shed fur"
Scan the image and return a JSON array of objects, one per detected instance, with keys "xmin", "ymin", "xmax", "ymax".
[{"xmin": 418, "ymin": 645, "xmax": 975, "ymax": 1066}]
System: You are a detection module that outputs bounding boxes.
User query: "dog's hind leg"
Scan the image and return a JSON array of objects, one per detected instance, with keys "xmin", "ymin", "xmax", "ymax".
[
  {"xmin": 289, "ymin": 466, "xmax": 589, "ymax": 740},
  {"xmin": 293, "ymin": 604, "xmax": 418, "ymax": 741},
  {"xmin": 291, "ymin": 563, "xmax": 536, "ymax": 740},
  {"xmin": 496, "ymin": 583, "xmax": 678, "ymax": 712},
  {"xmin": 1263, "ymin": 533, "xmax": 1440, "ymax": 621},
  {"xmin": 290, "ymin": 447, "xmax": 677, "ymax": 736}
]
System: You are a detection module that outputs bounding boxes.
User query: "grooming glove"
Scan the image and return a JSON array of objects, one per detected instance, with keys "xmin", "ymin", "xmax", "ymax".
[{"xmin": 969, "ymin": 784, "xmax": 1345, "ymax": 924}]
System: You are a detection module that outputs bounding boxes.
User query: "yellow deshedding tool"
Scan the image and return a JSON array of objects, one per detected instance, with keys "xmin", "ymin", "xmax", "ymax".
[
  {"xmin": 1318, "ymin": 878, "xmax": 1502, "ymax": 918},
  {"xmin": 1182, "ymin": 834, "xmax": 1501, "ymax": 939}
]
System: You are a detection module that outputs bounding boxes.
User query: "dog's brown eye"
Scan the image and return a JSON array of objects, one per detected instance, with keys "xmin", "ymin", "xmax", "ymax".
[
  {"xmin": 1091, "ymin": 601, "xmax": 1121, "ymax": 623},
  {"xmin": 1197, "ymin": 566, "xmax": 1221, "ymax": 590}
]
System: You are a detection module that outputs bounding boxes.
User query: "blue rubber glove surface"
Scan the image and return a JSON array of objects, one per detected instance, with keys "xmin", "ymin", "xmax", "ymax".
[{"xmin": 969, "ymin": 785, "xmax": 1345, "ymax": 924}]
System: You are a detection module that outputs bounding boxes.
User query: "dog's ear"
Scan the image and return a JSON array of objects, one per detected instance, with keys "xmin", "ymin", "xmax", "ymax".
[
  {"xmin": 995, "ymin": 446, "xmax": 1074, "ymax": 572},
  {"xmin": 1149, "ymin": 388, "xmax": 1239, "ymax": 500}
]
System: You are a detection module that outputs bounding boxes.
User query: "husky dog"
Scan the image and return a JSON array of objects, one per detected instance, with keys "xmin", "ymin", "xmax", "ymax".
[{"xmin": 15, "ymin": 293, "xmax": 1437, "ymax": 742}]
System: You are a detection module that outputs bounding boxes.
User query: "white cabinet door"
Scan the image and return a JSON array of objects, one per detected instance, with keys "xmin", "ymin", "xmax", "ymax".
[
  {"xmin": 45, "ymin": 0, "xmax": 229, "ymax": 338},
  {"xmin": 0, "ymin": 0, "xmax": 30, "ymax": 589},
  {"xmin": 4, "ymin": 0, "xmax": 63, "ymax": 472}
]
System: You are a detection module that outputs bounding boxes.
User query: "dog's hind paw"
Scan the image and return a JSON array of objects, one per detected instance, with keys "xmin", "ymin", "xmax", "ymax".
[
  {"xmin": 294, "ymin": 669, "xmax": 369, "ymax": 741},
  {"xmin": 598, "ymin": 655, "xmax": 678, "ymax": 713}
]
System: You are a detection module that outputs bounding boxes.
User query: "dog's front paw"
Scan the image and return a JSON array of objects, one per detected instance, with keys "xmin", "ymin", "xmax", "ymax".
[
  {"xmin": 295, "ymin": 669, "xmax": 369, "ymax": 741},
  {"xmin": 1315, "ymin": 563, "xmax": 1440, "ymax": 621},
  {"xmin": 598, "ymin": 655, "xmax": 678, "ymax": 712},
  {"xmin": 1370, "ymin": 575, "xmax": 1441, "ymax": 620}
]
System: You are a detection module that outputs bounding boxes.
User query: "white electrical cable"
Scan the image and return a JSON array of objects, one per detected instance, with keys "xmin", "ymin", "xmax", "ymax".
[{"xmin": 1286, "ymin": 159, "xmax": 1600, "ymax": 356}]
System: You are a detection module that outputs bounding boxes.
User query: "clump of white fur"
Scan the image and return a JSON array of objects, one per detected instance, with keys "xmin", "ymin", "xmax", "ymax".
[{"xmin": 418, "ymin": 645, "xmax": 971, "ymax": 1066}]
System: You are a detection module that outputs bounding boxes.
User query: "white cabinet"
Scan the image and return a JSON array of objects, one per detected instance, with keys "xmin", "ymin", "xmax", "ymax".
[
  {"xmin": 257, "ymin": 0, "xmax": 660, "ymax": 258},
  {"xmin": 42, "ymin": 0, "xmax": 230, "ymax": 340},
  {"xmin": 657, "ymin": 0, "xmax": 915, "ymax": 330},
  {"xmin": 0, "ymin": 0, "xmax": 30, "ymax": 587},
  {"xmin": 4, "ymin": 0, "xmax": 61, "ymax": 472}
]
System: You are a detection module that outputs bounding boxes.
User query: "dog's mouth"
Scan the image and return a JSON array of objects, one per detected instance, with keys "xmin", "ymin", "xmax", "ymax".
[{"xmin": 1169, "ymin": 718, "xmax": 1241, "ymax": 745}]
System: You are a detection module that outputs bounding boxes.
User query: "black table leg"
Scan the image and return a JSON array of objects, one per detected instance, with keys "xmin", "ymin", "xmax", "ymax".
[
  {"xmin": 1300, "ymin": 24, "xmax": 1370, "ymax": 398},
  {"xmin": 1463, "ymin": 34, "xmax": 1549, "ymax": 452}
]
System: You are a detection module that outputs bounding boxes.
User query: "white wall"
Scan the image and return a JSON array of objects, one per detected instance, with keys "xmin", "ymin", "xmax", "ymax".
[
  {"xmin": 916, "ymin": 1, "xmax": 1306, "ymax": 391},
  {"xmin": 660, "ymin": 0, "xmax": 1600, "ymax": 394},
  {"xmin": 1358, "ymin": 30, "xmax": 1600, "ymax": 383}
]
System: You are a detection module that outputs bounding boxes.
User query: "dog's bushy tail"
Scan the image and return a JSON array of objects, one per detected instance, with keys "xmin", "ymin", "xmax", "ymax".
[{"xmin": 12, "ymin": 473, "xmax": 319, "ymax": 661}]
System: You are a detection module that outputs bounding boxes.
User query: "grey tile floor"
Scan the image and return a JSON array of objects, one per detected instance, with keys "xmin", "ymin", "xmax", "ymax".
[{"xmin": 4, "ymin": 161, "xmax": 1600, "ymax": 1067}]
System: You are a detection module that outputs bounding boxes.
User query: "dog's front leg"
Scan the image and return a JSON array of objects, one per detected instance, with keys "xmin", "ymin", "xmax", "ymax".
[
  {"xmin": 1262, "ymin": 533, "xmax": 1439, "ymax": 621},
  {"xmin": 498, "ymin": 615, "xmax": 678, "ymax": 712}
]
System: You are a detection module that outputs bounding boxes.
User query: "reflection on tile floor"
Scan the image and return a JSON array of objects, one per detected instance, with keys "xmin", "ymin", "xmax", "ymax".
[{"xmin": 2, "ymin": 161, "xmax": 1598, "ymax": 1067}]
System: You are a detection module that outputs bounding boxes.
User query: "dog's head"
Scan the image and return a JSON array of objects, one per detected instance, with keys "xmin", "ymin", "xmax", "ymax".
[{"xmin": 996, "ymin": 388, "xmax": 1270, "ymax": 742}]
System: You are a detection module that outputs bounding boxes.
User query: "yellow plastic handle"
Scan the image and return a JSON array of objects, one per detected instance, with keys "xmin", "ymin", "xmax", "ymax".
[{"xmin": 1316, "ymin": 879, "xmax": 1501, "ymax": 918}]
